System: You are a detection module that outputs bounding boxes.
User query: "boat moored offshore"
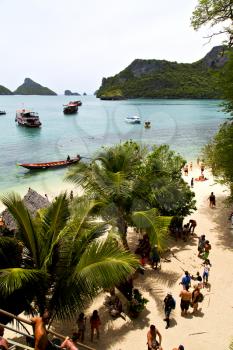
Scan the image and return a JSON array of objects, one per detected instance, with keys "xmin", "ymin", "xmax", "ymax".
[
  {"xmin": 125, "ymin": 115, "xmax": 141, "ymax": 124},
  {"xmin": 15, "ymin": 109, "xmax": 42, "ymax": 127}
]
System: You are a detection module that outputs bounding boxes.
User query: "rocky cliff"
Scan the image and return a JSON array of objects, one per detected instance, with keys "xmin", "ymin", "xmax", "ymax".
[
  {"xmin": 64, "ymin": 90, "xmax": 80, "ymax": 96},
  {"xmin": 97, "ymin": 46, "xmax": 227, "ymax": 99},
  {"xmin": 14, "ymin": 78, "xmax": 57, "ymax": 95}
]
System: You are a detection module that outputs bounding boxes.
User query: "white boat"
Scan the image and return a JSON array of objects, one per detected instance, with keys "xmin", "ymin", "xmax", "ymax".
[
  {"xmin": 15, "ymin": 109, "xmax": 42, "ymax": 128},
  {"xmin": 125, "ymin": 115, "xmax": 141, "ymax": 124}
]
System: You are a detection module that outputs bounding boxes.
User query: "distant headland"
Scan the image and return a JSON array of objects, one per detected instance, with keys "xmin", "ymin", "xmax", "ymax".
[
  {"xmin": 0, "ymin": 78, "xmax": 57, "ymax": 95},
  {"xmin": 64, "ymin": 90, "xmax": 80, "ymax": 96},
  {"xmin": 96, "ymin": 46, "xmax": 227, "ymax": 100}
]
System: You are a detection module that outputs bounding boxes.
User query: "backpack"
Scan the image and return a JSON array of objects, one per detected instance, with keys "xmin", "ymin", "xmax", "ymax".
[
  {"xmin": 198, "ymin": 293, "xmax": 204, "ymax": 303},
  {"xmin": 171, "ymin": 297, "xmax": 176, "ymax": 309}
]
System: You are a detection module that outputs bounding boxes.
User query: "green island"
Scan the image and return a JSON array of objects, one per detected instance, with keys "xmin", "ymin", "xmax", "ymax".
[
  {"xmin": 14, "ymin": 78, "xmax": 57, "ymax": 95},
  {"xmin": 97, "ymin": 46, "xmax": 226, "ymax": 100}
]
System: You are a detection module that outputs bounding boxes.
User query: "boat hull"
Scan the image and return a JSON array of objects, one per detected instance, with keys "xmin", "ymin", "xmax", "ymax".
[{"xmin": 18, "ymin": 157, "xmax": 81, "ymax": 170}]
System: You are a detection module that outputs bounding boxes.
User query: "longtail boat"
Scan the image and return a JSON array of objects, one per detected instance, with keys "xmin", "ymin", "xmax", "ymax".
[{"xmin": 18, "ymin": 155, "xmax": 81, "ymax": 170}]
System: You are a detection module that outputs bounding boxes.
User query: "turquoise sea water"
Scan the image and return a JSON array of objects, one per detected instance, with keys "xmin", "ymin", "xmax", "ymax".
[{"xmin": 0, "ymin": 95, "xmax": 227, "ymax": 195}]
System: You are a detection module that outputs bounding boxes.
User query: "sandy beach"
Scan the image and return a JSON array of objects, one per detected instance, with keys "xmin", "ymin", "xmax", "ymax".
[{"xmin": 3, "ymin": 163, "xmax": 233, "ymax": 350}]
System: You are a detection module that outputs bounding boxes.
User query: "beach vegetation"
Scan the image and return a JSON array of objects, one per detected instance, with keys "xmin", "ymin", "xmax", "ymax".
[
  {"xmin": 203, "ymin": 120, "xmax": 233, "ymax": 201},
  {"xmin": 0, "ymin": 193, "xmax": 138, "ymax": 321},
  {"xmin": 66, "ymin": 142, "xmax": 196, "ymax": 248}
]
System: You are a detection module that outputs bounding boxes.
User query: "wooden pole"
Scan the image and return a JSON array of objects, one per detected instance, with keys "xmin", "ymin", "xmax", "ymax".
[{"xmin": 0, "ymin": 309, "xmax": 95, "ymax": 350}]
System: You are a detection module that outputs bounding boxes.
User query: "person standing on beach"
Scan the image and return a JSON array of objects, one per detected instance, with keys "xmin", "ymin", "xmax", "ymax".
[
  {"xmin": 191, "ymin": 177, "xmax": 194, "ymax": 188},
  {"xmin": 0, "ymin": 326, "xmax": 9, "ymax": 350},
  {"xmin": 202, "ymin": 260, "xmax": 211, "ymax": 286},
  {"xmin": 189, "ymin": 162, "xmax": 193, "ymax": 171},
  {"xmin": 163, "ymin": 292, "xmax": 176, "ymax": 329},
  {"xmin": 180, "ymin": 271, "xmax": 191, "ymax": 289},
  {"xmin": 179, "ymin": 286, "xmax": 192, "ymax": 316},
  {"xmin": 90, "ymin": 310, "xmax": 101, "ymax": 342},
  {"xmin": 191, "ymin": 286, "xmax": 201, "ymax": 314},
  {"xmin": 203, "ymin": 240, "xmax": 211, "ymax": 260},
  {"xmin": 76, "ymin": 312, "xmax": 86, "ymax": 342},
  {"xmin": 147, "ymin": 325, "xmax": 163, "ymax": 350},
  {"xmin": 208, "ymin": 192, "xmax": 216, "ymax": 208},
  {"xmin": 198, "ymin": 235, "xmax": 206, "ymax": 257}
]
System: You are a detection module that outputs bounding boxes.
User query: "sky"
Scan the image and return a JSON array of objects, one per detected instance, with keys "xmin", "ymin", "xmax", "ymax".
[{"xmin": 0, "ymin": 0, "xmax": 225, "ymax": 94}]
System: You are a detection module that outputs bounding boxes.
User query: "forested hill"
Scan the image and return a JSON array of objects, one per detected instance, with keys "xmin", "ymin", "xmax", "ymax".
[
  {"xmin": 14, "ymin": 78, "xmax": 57, "ymax": 95},
  {"xmin": 0, "ymin": 85, "xmax": 13, "ymax": 95},
  {"xmin": 97, "ymin": 46, "xmax": 227, "ymax": 100}
]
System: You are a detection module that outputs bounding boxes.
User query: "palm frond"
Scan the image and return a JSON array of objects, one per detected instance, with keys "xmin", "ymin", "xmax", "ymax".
[
  {"xmin": 73, "ymin": 238, "xmax": 139, "ymax": 290},
  {"xmin": 0, "ymin": 268, "xmax": 48, "ymax": 296},
  {"xmin": 132, "ymin": 208, "xmax": 172, "ymax": 251},
  {"xmin": 1, "ymin": 193, "xmax": 40, "ymax": 266},
  {"xmin": 40, "ymin": 193, "xmax": 70, "ymax": 269}
]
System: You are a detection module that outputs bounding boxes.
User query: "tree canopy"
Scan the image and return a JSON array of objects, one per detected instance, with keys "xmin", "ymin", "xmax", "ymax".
[
  {"xmin": 0, "ymin": 193, "xmax": 138, "ymax": 322},
  {"xmin": 191, "ymin": 0, "xmax": 233, "ymax": 47},
  {"xmin": 66, "ymin": 142, "xmax": 196, "ymax": 247},
  {"xmin": 203, "ymin": 120, "xmax": 233, "ymax": 200}
]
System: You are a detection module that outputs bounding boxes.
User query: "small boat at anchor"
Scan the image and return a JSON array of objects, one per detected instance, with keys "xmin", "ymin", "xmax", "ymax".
[
  {"xmin": 0, "ymin": 111, "xmax": 6, "ymax": 115},
  {"xmin": 125, "ymin": 115, "xmax": 141, "ymax": 124},
  {"xmin": 15, "ymin": 109, "xmax": 42, "ymax": 127},
  {"xmin": 144, "ymin": 121, "xmax": 151, "ymax": 128},
  {"xmin": 63, "ymin": 100, "xmax": 81, "ymax": 114},
  {"xmin": 18, "ymin": 155, "xmax": 81, "ymax": 170}
]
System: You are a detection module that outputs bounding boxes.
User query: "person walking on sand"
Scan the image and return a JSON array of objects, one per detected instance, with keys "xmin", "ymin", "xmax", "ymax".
[
  {"xmin": 203, "ymin": 240, "xmax": 211, "ymax": 260},
  {"xmin": 202, "ymin": 259, "xmax": 211, "ymax": 287},
  {"xmin": 208, "ymin": 192, "xmax": 216, "ymax": 208},
  {"xmin": 0, "ymin": 325, "xmax": 9, "ymax": 350},
  {"xmin": 163, "ymin": 292, "xmax": 176, "ymax": 329},
  {"xmin": 90, "ymin": 310, "xmax": 101, "ymax": 342},
  {"xmin": 147, "ymin": 325, "xmax": 163, "ymax": 350},
  {"xmin": 191, "ymin": 177, "xmax": 194, "ymax": 188},
  {"xmin": 184, "ymin": 165, "xmax": 188, "ymax": 176},
  {"xmin": 191, "ymin": 286, "xmax": 201, "ymax": 314},
  {"xmin": 198, "ymin": 234, "xmax": 206, "ymax": 257},
  {"xmin": 76, "ymin": 312, "xmax": 86, "ymax": 342},
  {"xmin": 179, "ymin": 286, "xmax": 192, "ymax": 316}
]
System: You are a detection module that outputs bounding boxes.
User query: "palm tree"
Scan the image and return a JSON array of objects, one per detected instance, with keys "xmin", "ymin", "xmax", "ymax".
[
  {"xmin": 0, "ymin": 192, "xmax": 138, "ymax": 322},
  {"xmin": 66, "ymin": 141, "xmax": 145, "ymax": 248}
]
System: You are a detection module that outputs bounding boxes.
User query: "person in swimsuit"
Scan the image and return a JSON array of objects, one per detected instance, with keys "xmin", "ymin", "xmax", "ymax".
[
  {"xmin": 90, "ymin": 310, "xmax": 101, "ymax": 342},
  {"xmin": 179, "ymin": 286, "xmax": 192, "ymax": 316},
  {"xmin": 147, "ymin": 325, "xmax": 163, "ymax": 350},
  {"xmin": 191, "ymin": 286, "xmax": 201, "ymax": 314}
]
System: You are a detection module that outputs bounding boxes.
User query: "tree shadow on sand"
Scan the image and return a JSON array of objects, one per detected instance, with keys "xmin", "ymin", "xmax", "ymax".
[{"xmin": 198, "ymin": 194, "xmax": 233, "ymax": 251}]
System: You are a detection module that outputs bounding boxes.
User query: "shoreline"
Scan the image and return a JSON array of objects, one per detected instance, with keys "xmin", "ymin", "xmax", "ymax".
[{"xmin": 3, "ymin": 163, "xmax": 233, "ymax": 349}]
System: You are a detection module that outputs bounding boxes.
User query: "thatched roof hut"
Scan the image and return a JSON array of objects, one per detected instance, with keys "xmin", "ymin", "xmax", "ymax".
[{"xmin": 1, "ymin": 188, "xmax": 50, "ymax": 232}]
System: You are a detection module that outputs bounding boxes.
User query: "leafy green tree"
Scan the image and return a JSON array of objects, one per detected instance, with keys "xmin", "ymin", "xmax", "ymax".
[
  {"xmin": 203, "ymin": 120, "xmax": 233, "ymax": 200},
  {"xmin": 66, "ymin": 142, "xmax": 195, "ymax": 247},
  {"xmin": 217, "ymin": 51, "xmax": 233, "ymax": 115},
  {"xmin": 137, "ymin": 145, "xmax": 196, "ymax": 217},
  {"xmin": 0, "ymin": 193, "xmax": 138, "ymax": 321},
  {"xmin": 191, "ymin": 0, "xmax": 233, "ymax": 47}
]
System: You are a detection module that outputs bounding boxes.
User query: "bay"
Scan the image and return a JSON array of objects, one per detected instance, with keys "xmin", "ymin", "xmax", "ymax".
[{"xmin": 0, "ymin": 95, "xmax": 227, "ymax": 195}]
